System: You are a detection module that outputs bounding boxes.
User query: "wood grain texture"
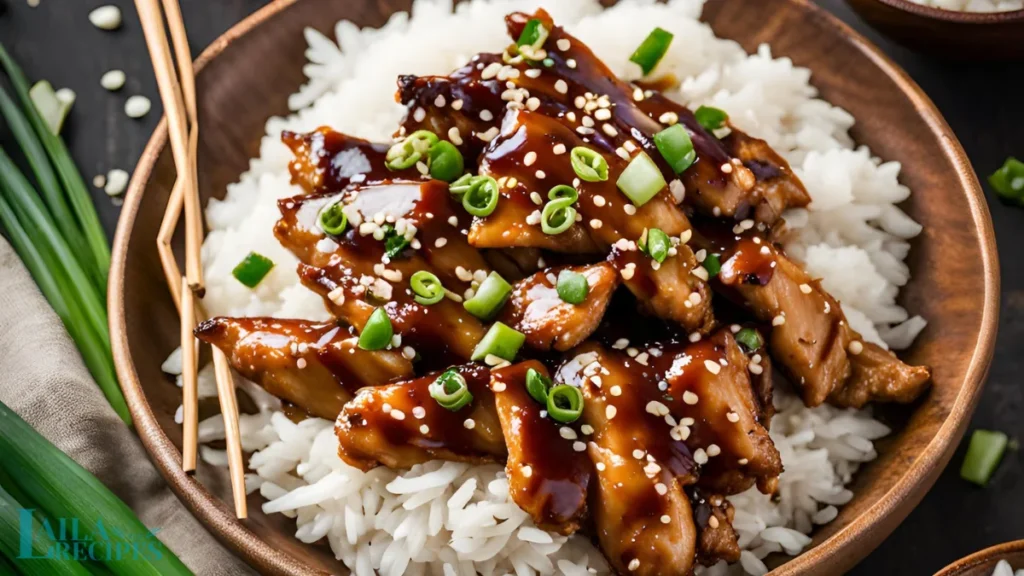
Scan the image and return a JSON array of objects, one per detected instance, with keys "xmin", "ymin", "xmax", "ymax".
[
  {"xmin": 107, "ymin": 0, "xmax": 1000, "ymax": 574},
  {"xmin": 937, "ymin": 541, "xmax": 1024, "ymax": 576},
  {"xmin": 842, "ymin": 0, "xmax": 1024, "ymax": 59}
]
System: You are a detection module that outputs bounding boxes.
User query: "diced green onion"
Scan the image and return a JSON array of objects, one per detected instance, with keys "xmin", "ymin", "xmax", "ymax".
[
  {"xmin": 989, "ymin": 157, "xmax": 1024, "ymax": 202},
  {"xmin": 541, "ymin": 197, "xmax": 576, "ymax": 235},
  {"xmin": 548, "ymin": 184, "xmax": 579, "ymax": 204},
  {"xmin": 703, "ymin": 253, "xmax": 722, "ymax": 277},
  {"xmin": 516, "ymin": 18, "xmax": 549, "ymax": 52},
  {"xmin": 556, "ymin": 270, "xmax": 588, "ymax": 304},
  {"xmin": 643, "ymin": 228, "xmax": 671, "ymax": 263},
  {"xmin": 318, "ymin": 200, "xmax": 348, "ymax": 236},
  {"xmin": 570, "ymin": 147, "xmax": 609, "ymax": 182},
  {"xmin": 617, "ymin": 151, "xmax": 667, "ymax": 207},
  {"xmin": 694, "ymin": 105, "xmax": 729, "ymax": 132},
  {"xmin": 653, "ymin": 124, "xmax": 696, "ymax": 174},
  {"xmin": 526, "ymin": 368, "xmax": 552, "ymax": 405},
  {"xmin": 542, "ymin": 58, "xmax": 555, "ymax": 67},
  {"xmin": 961, "ymin": 429, "xmax": 1008, "ymax": 486},
  {"xmin": 464, "ymin": 271, "xmax": 513, "ymax": 320},
  {"xmin": 462, "ymin": 176, "xmax": 500, "ymax": 217},
  {"xmin": 471, "ymin": 322, "xmax": 525, "ymax": 361},
  {"xmin": 546, "ymin": 384, "xmax": 584, "ymax": 423},
  {"xmin": 629, "ymin": 28, "xmax": 674, "ymax": 76},
  {"xmin": 410, "ymin": 270, "xmax": 445, "ymax": 305},
  {"xmin": 358, "ymin": 307, "xmax": 394, "ymax": 350},
  {"xmin": 429, "ymin": 369, "xmax": 473, "ymax": 411},
  {"xmin": 232, "ymin": 252, "xmax": 274, "ymax": 288},
  {"xmin": 381, "ymin": 224, "xmax": 411, "ymax": 259},
  {"xmin": 385, "ymin": 129, "xmax": 438, "ymax": 171},
  {"xmin": 450, "ymin": 173, "xmax": 474, "ymax": 198},
  {"xmin": 28, "ymin": 80, "xmax": 73, "ymax": 135},
  {"xmin": 735, "ymin": 328, "xmax": 763, "ymax": 351},
  {"xmin": 428, "ymin": 140, "xmax": 464, "ymax": 182}
]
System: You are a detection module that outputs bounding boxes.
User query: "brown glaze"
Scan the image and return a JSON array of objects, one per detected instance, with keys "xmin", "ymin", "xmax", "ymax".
[
  {"xmin": 692, "ymin": 490, "xmax": 742, "ymax": 565},
  {"xmin": 109, "ymin": 1, "xmax": 999, "ymax": 575},
  {"xmin": 282, "ymin": 128, "xmax": 420, "ymax": 194}
]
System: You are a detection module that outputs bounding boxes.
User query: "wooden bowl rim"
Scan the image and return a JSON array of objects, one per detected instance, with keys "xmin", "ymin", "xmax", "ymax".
[
  {"xmin": 935, "ymin": 540, "xmax": 1024, "ymax": 576},
  {"xmin": 858, "ymin": 0, "xmax": 1024, "ymax": 23},
  {"xmin": 108, "ymin": 0, "xmax": 1000, "ymax": 574}
]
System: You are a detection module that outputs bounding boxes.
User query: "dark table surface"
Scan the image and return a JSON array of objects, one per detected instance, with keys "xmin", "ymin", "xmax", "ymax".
[{"xmin": 1, "ymin": 0, "xmax": 1021, "ymax": 574}]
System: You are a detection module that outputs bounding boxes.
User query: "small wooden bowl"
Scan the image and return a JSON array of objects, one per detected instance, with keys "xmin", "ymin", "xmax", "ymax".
[
  {"xmin": 108, "ymin": 0, "xmax": 1000, "ymax": 574},
  {"xmin": 936, "ymin": 541, "xmax": 1024, "ymax": 576},
  {"xmin": 843, "ymin": 0, "xmax": 1024, "ymax": 59}
]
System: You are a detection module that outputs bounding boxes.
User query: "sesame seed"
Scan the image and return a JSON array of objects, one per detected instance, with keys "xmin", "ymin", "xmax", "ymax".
[
  {"xmin": 612, "ymin": 338, "xmax": 629, "ymax": 349},
  {"xmin": 525, "ymin": 68, "xmax": 542, "ymax": 79},
  {"xmin": 646, "ymin": 401, "xmax": 669, "ymax": 416},
  {"xmin": 633, "ymin": 87, "xmax": 645, "ymax": 101},
  {"xmin": 623, "ymin": 204, "xmax": 637, "ymax": 215},
  {"xmin": 738, "ymin": 458, "xmax": 749, "ymax": 465},
  {"xmin": 452, "ymin": 99, "xmax": 464, "ymax": 110},
  {"xmin": 557, "ymin": 38, "xmax": 571, "ymax": 51},
  {"xmin": 632, "ymin": 449, "xmax": 645, "ymax": 459},
  {"xmin": 596, "ymin": 462, "xmax": 606, "ymax": 471},
  {"xmin": 434, "ymin": 95, "xmax": 446, "ymax": 107},
  {"xmin": 481, "ymin": 62, "xmax": 502, "ymax": 79},
  {"xmin": 560, "ymin": 427, "xmax": 578, "ymax": 440},
  {"xmin": 581, "ymin": 424, "xmax": 594, "ymax": 435},
  {"xmin": 610, "ymin": 385, "xmax": 622, "ymax": 396},
  {"xmin": 799, "ymin": 283, "xmax": 813, "ymax": 294},
  {"xmin": 760, "ymin": 245, "xmax": 771, "ymax": 255},
  {"xmin": 535, "ymin": 170, "xmax": 546, "ymax": 179},
  {"xmin": 593, "ymin": 195, "xmax": 607, "ymax": 207},
  {"xmin": 573, "ymin": 441, "xmax": 586, "ymax": 452},
  {"xmin": 555, "ymin": 80, "xmax": 569, "ymax": 94},
  {"xmin": 749, "ymin": 364, "xmax": 764, "ymax": 375},
  {"xmin": 727, "ymin": 411, "xmax": 740, "ymax": 423},
  {"xmin": 615, "ymin": 147, "xmax": 630, "ymax": 161},
  {"xmin": 621, "ymin": 267, "xmax": 635, "ymax": 281},
  {"xmin": 567, "ymin": 59, "xmax": 577, "ymax": 69},
  {"xmin": 683, "ymin": 390, "xmax": 700, "ymax": 404},
  {"xmin": 589, "ymin": 219, "xmax": 603, "ymax": 229},
  {"xmin": 390, "ymin": 409, "xmax": 405, "ymax": 420},
  {"xmin": 628, "ymin": 559, "xmax": 640, "ymax": 571},
  {"xmin": 655, "ymin": 483, "xmax": 668, "ymax": 495},
  {"xmin": 492, "ymin": 381, "xmax": 507, "ymax": 392},
  {"xmin": 412, "ymin": 406, "xmax": 426, "ymax": 419},
  {"xmin": 479, "ymin": 110, "xmax": 494, "ymax": 122},
  {"xmin": 464, "ymin": 419, "xmax": 476, "ymax": 429},
  {"xmin": 660, "ymin": 515, "xmax": 671, "ymax": 524},
  {"xmin": 772, "ymin": 314, "xmax": 786, "ymax": 326},
  {"xmin": 704, "ymin": 359, "xmax": 721, "ymax": 375},
  {"xmin": 327, "ymin": 287, "xmax": 346, "ymax": 306},
  {"xmin": 721, "ymin": 163, "xmax": 734, "ymax": 174},
  {"xmin": 521, "ymin": 465, "xmax": 533, "ymax": 478},
  {"xmin": 707, "ymin": 444, "xmax": 721, "ymax": 457},
  {"xmin": 413, "ymin": 107, "xmax": 426, "ymax": 122},
  {"xmin": 524, "ymin": 151, "xmax": 537, "ymax": 166},
  {"xmin": 553, "ymin": 143, "xmax": 567, "ymax": 155},
  {"xmin": 606, "ymin": 405, "xmax": 617, "ymax": 419},
  {"xmin": 296, "ymin": 358, "xmax": 307, "ymax": 369},
  {"xmin": 603, "ymin": 124, "xmax": 618, "ymax": 137},
  {"xmin": 658, "ymin": 111, "xmax": 678, "ymax": 125},
  {"xmin": 709, "ymin": 515, "xmax": 720, "ymax": 529},
  {"xmin": 849, "ymin": 340, "xmax": 864, "ymax": 355},
  {"xmin": 420, "ymin": 424, "xmax": 430, "ymax": 434},
  {"xmin": 402, "ymin": 346, "xmax": 416, "ymax": 360},
  {"xmin": 694, "ymin": 448, "xmax": 709, "ymax": 465}
]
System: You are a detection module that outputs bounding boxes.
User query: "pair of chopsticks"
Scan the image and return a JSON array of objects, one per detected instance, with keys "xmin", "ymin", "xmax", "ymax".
[{"xmin": 135, "ymin": 0, "xmax": 248, "ymax": 519}]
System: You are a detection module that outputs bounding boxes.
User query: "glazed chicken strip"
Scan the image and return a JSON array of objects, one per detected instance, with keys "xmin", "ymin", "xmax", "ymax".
[
  {"xmin": 558, "ymin": 344, "xmax": 699, "ymax": 576},
  {"xmin": 491, "ymin": 361, "xmax": 592, "ymax": 534},
  {"xmin": 282, "ymin": 128, "xmax": 422, "ymax": 195},
  {"xmin": 501, "ymin": 262, "xmax": 619, "ymax": 351},
  {"xmin": 691, "ymin": 490, "xmax": 742, "ymax": 566},
  {"xmin": 335, "ymin": 364, "xmax": 505, "ymax": 471},
  {"xmin": 833, "ymin": 341, "xmax": 932, "ymax": 408},
  {"xmin": 195, "ymin": 318, "xmax": 413, "ymax": 420}
]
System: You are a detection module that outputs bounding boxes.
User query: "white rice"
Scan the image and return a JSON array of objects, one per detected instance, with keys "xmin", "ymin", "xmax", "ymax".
[
  {"xmin": 992, "ymin": 559, "xmax": 1024, "ymax": 576},
  {"xmin": 186, "ymin": 1, "xmax": 930, "ymax": 574},
  {"xmin": 905, "ymin": 0, "xmax": 1023, "ymax": 12}
]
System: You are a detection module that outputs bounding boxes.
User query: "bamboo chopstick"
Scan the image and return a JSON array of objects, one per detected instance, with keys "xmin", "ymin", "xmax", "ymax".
[{"xmin": 135, "ymin": 0, "xmax": 247, "ymax": 519}]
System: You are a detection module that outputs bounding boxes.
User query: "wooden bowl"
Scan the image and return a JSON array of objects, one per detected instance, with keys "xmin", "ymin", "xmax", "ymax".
[
  {"xmin": 936, "ymin": 541, "xmax": 1024, "ymax": 576},
  {"xmin": 843, "ymin": 0, "xmax": 1024, "ymax": 59},
  {"xmin": 108, "ymin": 0, "xmax": 1000, "ymax": 574}
]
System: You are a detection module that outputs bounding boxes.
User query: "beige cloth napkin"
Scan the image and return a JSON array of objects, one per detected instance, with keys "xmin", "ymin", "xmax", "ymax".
[{"xmin": 0, "ymin": 238, "xmax": 254, "ymax": 576}]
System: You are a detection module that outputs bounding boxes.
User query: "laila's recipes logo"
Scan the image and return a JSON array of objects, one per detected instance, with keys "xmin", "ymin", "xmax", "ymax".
[{"xmin": 17, "ymin": 509, "xmax": 164, "ymax": 562}]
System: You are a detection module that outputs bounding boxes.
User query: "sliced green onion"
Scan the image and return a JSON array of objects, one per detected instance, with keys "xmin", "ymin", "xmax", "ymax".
[
  {"xmin": 28, "ymin": 80, "xmax": 73, "ymax": 136},
  {"xmin": 629, "ymin": 27, "xmax": 674, "ymax": 76},
  {"xmin": 641, "ymin": 228, "xmax": 671, "ymax": 263},
  {"xmin": 961, "ymin": 429, "xmax": 1008, "ymax": 486},
  {"xmin": 617, "ymin": 151, "xmax": 666, "ymax": 207},
  {"xmin": 449, "ymin": 173, "xmax": 474, "ymax": 198},
  {"xmin": 570, "ymin": 147, "xmax": 609, "ymax": 182},
  {"xmin": 411, "ymin": 271, "xmax": 445, "ymax": 305},
  {"xmin": 318, "ymin": 201, "xmax": 348, "ymax": 236},
  {"xmin": 548, "ymin": 184, "xmax": 579, "ymax": 204},
  {"xmin": 546, "ymin": 385, "xmax": 584, "ymax": 423},
  {"xmin": 471, "ymin": 322, "xmax": 525, "ymax": 362},
  {"xmin": 541, "ymin": 197, "xmax": 576, "ymax": 235},
  {"xmin": 462, "ymin": 176, "xmax": 500, "ymax": 217},
  {"xmin": 464, "ymin": 271, "xmax": 513, "ymax": 320},
  {"xmin": 695, "ymin": 105, "xmax": 729, "ymax": 132},
  {"xmin": 542, "ymin": 58, "xmax": 555, "ymax": 67},
  {"xmin": 232, "ymin": 252, "xmax": 275, "ymax": 288},
  {"xmin": 653, "ymin": 124, "xmax": 696, "ymax": 174},
  {"xmin": 526, "ymin": 368, "xmax": 552, "ymax": 405},
  {"xmin": 358, "ymin": 307, "xmax": 394, "ymax": 350},
  {"xmin": 735, "ymin": 328, "xmax": 763, "ymax": 351},
  {"xmin": 989, "ymin": 157, "xmax": 1024, "ymax": 202},
  {"xmin": 703, "ymin": 253, "xmax": 722, "ymax": 277},
  {"xmin": 516, "ymin": 18, "xmax": 549, "ymax": 52},
  {"xmin": 429, "ymin": 369, "xmax": 474, "ymax": 411},
  {"xmin": 556, "ymin": 270, "xmax": 588, "ymax": 305},
  {"xmin": 386, "ymin": 129, "xmax": 438, "ymax": 171},
  {"xmin": 382, "ymin": 224, "xmax": 411, "ymax": 259},
  {"xmin": 428, "ymin": 140, "xmax": 464, "ymax": 182}
]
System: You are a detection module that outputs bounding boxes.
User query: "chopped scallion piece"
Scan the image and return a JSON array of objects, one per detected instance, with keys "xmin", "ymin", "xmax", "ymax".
[
  {"xmin": 517, "ymin": 18, "xmax": 549, "ymax": 50},
  {"xmin": 629, "ymin": 28, "xmax": 674, "ymax": 76},
  {"xmin": 617, "ymin": 151, "xmax": 667, "ymax": 207},
  {"xmin": 428, "ymin": 140, "xmax": 464, "ymax": 182},
  {"xmin": 385, "ymin": 130, "xmax": 438, "ymax": 171},
  {"xmin": 989, "ymin": 157, "xmax": 1024, "ymax": 203},
  {"xmin": 525, "ymin": 368, "xmax": 552, "ymax": 405},
  {"xmin": 653, "ymin": 124, "xmax": 696, "ymax": 174},
  {"xmin": 556, "ymin": 270, "xmax": 588, "ymax": 304},
  {"xmin": 695, "ymin": 105, "xmax": 729, "ymax": 132},
  {"xmin": 464, "ymin": 271, "xmax": 512, "ymax": 320},
  {"xmin": 231, "ymin": 252, "xmax": 274, "ymax": 288},
  {"xmin": 318, "ymin": 201, "xmax": 348, "ymax": 236},
  {"xmin": 548, "ymin": 184, "xmax": 579, "ymax": 204},
  {"xmin": 541, "ymin": 197, "xmax": 576, "ymax": 235},
  {"xmin": 381, "ymin": 224, "xmax": 411, "ymax": 259},
  {"xmin": 410, "ymin": 270, "xmax": 445, "ymax": 305},
  {"xmin": 29, "ymin": 80, "xmax": 73, "ymax": 135},
  {"xmin": 641, "ymin": 228, "xmax": 671, "ymax": 263},
  {"xmin": 429, "ymin": 369, "xmax": 473, "ymax": 411},
  {"xmin": 542, "ymin": 58, "xmax": 554, "ymax": 67},
  {"xmin": 570, "ymin": 147, "xmax": 609, "ymax": 182},
  {"xmin": 546, "ymin": 384, "xmax": 584, "ymax": 423},
  {"xmin": 703, "ymin": 253, "xmax": 722, "ymax": 277},
  {"xmin": 461, "ymin": 175, "xmax": 500, "ymax": 217},
  {"xmin": 735, "ymin": 328, "xmax": 763, "ymax": 351},
  {"xmin": 358, "ymin": 307, "xmax": 393, "ymax": 351},
  {"xmin": 471, "ymin": 322, "xmax": 525, "ymax": 362},
  {"xmin": 961, "ymin": 429, "xmax": 1008, "ymax": 486}
]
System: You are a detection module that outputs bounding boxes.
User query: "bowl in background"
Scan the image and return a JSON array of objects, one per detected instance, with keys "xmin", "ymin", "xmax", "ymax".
[
  {"xmin": 936, "ymin": 541, "xmax": 1024, "ymax": 576},
  {"xmin": 108, "ymin": 0, "xmax": 1000, "ymax": 574}
]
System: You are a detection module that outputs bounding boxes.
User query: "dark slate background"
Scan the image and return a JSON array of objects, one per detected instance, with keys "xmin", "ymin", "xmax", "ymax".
[{"xmin": 0, "ymin": 0, "xmax": 1020, "ymax": 574}]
